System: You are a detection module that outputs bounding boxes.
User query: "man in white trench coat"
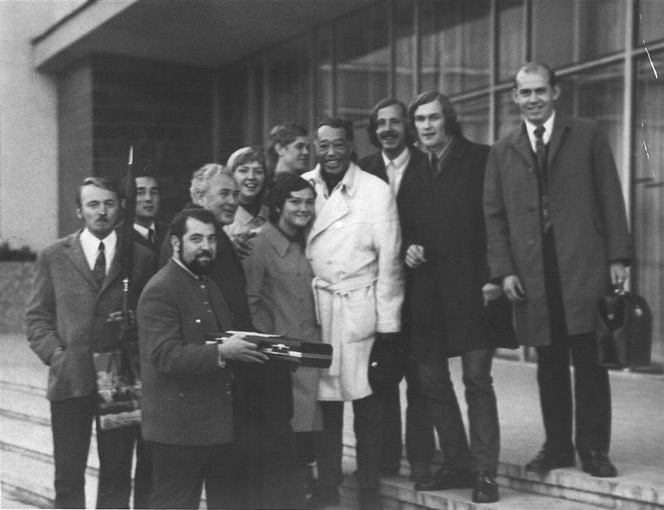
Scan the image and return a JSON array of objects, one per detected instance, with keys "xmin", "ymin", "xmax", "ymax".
[{"xmin": 303, "ymin": 117, "xmax": 404, "ymax": 510}]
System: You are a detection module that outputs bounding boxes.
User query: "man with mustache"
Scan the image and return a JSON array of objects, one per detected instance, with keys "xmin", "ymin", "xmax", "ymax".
[
  {"xmin": 358, "ymin": 98, "xmax": 434, "ymax": 484},
  {"xmin": 302, "ymin": 117, "xmax": 404, "ymax": 510},
  {"xmin": 26, "ymin": 177, "xmax": 155, "ymax": 508},
  {"xmin": 138, "ymin": 208, "xmax": 267, "ymax": 509}
]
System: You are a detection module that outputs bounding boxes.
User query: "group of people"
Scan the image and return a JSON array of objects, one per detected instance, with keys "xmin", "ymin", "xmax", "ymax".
[{"xmin": 25, "ymin": 61, "xmax": 632, "ymax": 510}]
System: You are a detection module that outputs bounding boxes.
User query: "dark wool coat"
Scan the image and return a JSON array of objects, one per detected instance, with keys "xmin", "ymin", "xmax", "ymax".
[
  {"xmin": 484, "ymin": 116, "xmax": 633, "ymax": 346},
  {"xmin": 398, "ymin": 137, "xmax": 516, "ymax": 360},
  {"xmin": 358, "ymin": 147, "xmax": 428, "ymax": 199}
]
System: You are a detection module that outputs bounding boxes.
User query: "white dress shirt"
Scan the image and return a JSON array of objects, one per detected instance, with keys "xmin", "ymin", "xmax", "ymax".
[
  {"xmin": 133, "ymin": 222, "xmax": 156, "ymax": 242},
  {"xmin": 381, "ymin": 146, "xmax": 411, "ymax": 195},
  {"xmin": 79, "ymin": 228, "xmax": 117, "ymax": 273},
  {"xmin": 525, "ymin": 110, "xmax": 556, "ymax": 152}
]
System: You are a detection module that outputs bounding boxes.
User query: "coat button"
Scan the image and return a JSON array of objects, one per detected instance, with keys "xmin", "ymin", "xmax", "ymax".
[
  {"xmin": 178, "ymin": 392, "xmax": 184, "ymax": 398},
  {"xmin": 528, "ymin": 240, "xmax": 535, "ymax": 246},
  {"xmin": 195, "ymin": 319, "xmax": 201, "ymax": 323}
]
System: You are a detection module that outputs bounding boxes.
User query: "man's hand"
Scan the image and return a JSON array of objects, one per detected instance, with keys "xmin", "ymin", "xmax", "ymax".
[
  {"xmin": 405, "ymin": 244, "xmax": 426, "ymax": 269},
  {"xmin": 610, "ymin": 262, "xmax": 628, "ymax": 292},
  {"xmin": 502, "ymin": 274, "xmax": 526, "ymax": 302},
  {"xmin": 231, "ymin": 231, "xmax": 257, "ymax": 260},
  {"xmin": 217, "ymin": 333, "xmax": 268, "ymax": 363},
  {"xmin": 482, "ymin": 283, "xmax": 503, "ymax": 306}
]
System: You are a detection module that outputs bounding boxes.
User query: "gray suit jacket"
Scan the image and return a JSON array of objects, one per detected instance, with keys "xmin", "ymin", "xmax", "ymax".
[{"xmin": 25, "ymin": 230, "xmax": 154, "ymax": 401}]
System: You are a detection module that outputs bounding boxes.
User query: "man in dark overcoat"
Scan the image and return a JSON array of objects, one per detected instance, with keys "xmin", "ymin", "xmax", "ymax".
[
  {"xmin": 484, "ymin": 62, "xmax": 632, "ymax": 478},
  {"xmin": 26, "ymin": 177, "xmax": 155, "ymax": 508},
  {"xmin": 358, "ymin": 97, "xmax": 435, "ymax": 483},
  {"xmin": 400, "ymin": 91, "xmax": 516, "ymax": 503},
  {"xmin": 138, "ymin": 208, "xmax": 268, "ymax": 508}
]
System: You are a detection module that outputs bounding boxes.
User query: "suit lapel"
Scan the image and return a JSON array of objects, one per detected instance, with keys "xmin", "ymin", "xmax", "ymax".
[
  {"xmin": 309, "ymin": 190, "xmax": 350, "ymax": 241},
  {"xmin": 100, "ymin": 238, "xmax": 122, "ymax": 294},
  {"xmin": 510, "ymin": 126, "xmax": 535, "ymax": 168},
  {"xmin": 438, "ymin": 137, "xmax": 467, "ymax": 178},
  {"xmin": 63, "ymin": 232, "xmax": 99, "ymax": 291},
  {"xmin": 547, "ymin": 115, "xmax": 571, "ymax": 167}
]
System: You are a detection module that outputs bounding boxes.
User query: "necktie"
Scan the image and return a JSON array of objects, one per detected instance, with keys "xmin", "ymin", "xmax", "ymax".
[
  {"xmin": 429, "ymin": 153, "xmax": 439, "ymax": 178},
  {"xmin": 93, "ymin": 241, "xmax": 106, "ymax": 287},
  {"xmin": 533, "ymin": 125, "xmax": 551, "ymax": 233},
  {"xmin": 148, "ymin": 228, "xmax": 156, "ymax": 246}
]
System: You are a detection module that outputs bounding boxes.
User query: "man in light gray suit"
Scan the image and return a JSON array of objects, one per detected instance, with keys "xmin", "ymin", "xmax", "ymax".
[{"xmin": 26, "ymin": 177, "xmax": 154, "ymax": 508}]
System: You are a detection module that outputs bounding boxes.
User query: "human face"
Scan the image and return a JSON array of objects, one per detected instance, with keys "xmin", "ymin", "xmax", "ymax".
[
  {"xmin": 413, "ymin": 100, "xmax": 448, "ymax": 153},
  {"xmin": 201, "ymin": 174, "xmax": 240, "ymax": 226},
  {"xmin": 233, "ymin": 161, "xmax": 266, "ymax": 202},
  {"xmin": 512, "ymin": 68, "xmax": 560, "ymax": 125},
  {"xmin": 135, "ymin": 176, "xmax": 160, "ymax": 223},
  {"xmin": 315, "ymin": 126, "xmax": 352, "ymax": 176},
  {"xmin": 77, "ymin": 184, "xmax": 120, "ymax": 239},
  {"xmin": 176, "ymin": 217, "xmax": 217, "ymax": 275},
  {"xmin": 376, "ymin": 104, "xmax": 407, "ymax": 159},
  {"xmin": 277, "ymin": 136, "xmax": 310, "ymax": 173},
  {"xmin": 277, "ymin": 187, "xmax": 316, "ymax": 236}
]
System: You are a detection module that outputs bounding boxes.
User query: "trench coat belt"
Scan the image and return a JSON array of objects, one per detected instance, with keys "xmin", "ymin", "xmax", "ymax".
[{"xmin": 312, "ymin": 275, "xmax": 378, "ymax": 376}]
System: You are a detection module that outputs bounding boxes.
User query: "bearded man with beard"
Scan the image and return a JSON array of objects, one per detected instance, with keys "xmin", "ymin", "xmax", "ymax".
[{"xmin": 137, "ymin": 208, "xmax": 267, "ymax": 509}]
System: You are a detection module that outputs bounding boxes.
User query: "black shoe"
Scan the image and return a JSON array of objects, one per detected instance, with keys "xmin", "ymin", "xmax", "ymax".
[
  {"xmin": 580, "ymin": 451, "xmax": 617, "ymax": 478},
  {"xmin": 358, "ymin": 488, "xmax": 381, "ymax": 510},
  {"xmin": 409, "ymin": 463, "xmax": 431, "ymax": 483},
  {"xmin": 525, "ymin": 448, "xmax": 575, "ymax": 474},
  {"xmin": 308, "ymin": 485, "xmax": 340, "ymax": 509},
  {"xmin": 472, "ymin": 472, "xmax": 499, "ymax": 504},
  {"xmin": 414, "ymin": 466, "xmax": 474, "ymax": 491}
]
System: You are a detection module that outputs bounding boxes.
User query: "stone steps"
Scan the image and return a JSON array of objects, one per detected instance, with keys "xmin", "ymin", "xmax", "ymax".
[{"xmin": 2, "ymin": 377, "xmax": 663, "ymax": 509}]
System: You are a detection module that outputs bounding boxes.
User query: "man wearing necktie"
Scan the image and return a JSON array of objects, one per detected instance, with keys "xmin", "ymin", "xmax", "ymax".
[
  {"xmin": 26, "ymin": 177, "xmax": 155, "ymax": 508},
  {"xmin": 358, "ymin": 98, "xmax": 434, "ymax": 484},
  {"xmin": 124, "ymin": 169, "xmax": 167, "ymax": 254},
  {"xmin": 399, "ymin": 92, "xmax": 514, "ymax": 503},
  {"xmin": 484, "ymin": 62, "xmax": 632, "ymax": 478}
]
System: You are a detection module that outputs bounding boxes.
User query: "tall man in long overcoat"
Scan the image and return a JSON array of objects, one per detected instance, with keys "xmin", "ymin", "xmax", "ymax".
[
  {"xmin": 302, "ymin": 117, "xmax": 404, "ymax": 510},
  {"xmin": 400, "ymin": 91, "xmax": 515, "ymax": 504},
  {"xmin": 484, "ymin": 62, "xmax": 632, "ymax": 478}
]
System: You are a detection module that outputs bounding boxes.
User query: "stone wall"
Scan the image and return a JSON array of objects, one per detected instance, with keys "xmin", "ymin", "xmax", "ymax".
[{"xmin": 0, "ymin": 262, "xmax": 34, "ymax": 334}]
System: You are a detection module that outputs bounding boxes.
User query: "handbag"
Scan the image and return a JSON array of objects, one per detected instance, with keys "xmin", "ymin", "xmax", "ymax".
[
  {"xmin": 595, "ymin": 290, "xmax": 652, "ymax": 368},
  {"xmin": 94, "ymin": 346, "xmax": 142, "ymax": 430}
]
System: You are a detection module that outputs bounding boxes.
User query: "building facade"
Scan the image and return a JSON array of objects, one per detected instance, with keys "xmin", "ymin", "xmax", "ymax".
[{"xmin": 2, "ymin": 0, "xmax": 663, "ymax": 366}]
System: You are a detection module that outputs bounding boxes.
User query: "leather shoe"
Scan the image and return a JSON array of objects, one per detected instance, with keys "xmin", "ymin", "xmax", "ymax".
[
  {"xmin": 414, "ymin": 466, "xmax": 474, "ymax": 491},
  {"xmin": 472, "ymin": 471, "xmax": 499, "ymax": 503},
  {"xmin": 525, "ymin": 448, "xmax": 575, "ymax": 474},
  {"xmin": 581, "ymin": 451, "xmax": 617, "ymax": 478}
]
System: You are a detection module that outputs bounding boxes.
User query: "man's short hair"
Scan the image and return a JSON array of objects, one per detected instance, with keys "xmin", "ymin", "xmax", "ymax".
[
  {"xmin": 408, "ymin": 91, "xmax": 462, "ymax": 138},
  {"xmin": 366, "ymin": 98, "xmax": 415, "ymax": 148},
  {"xmin": 119, "ymin": 166, "xmax": 159, "ymax": 199},
  {"xmin": 189, "ymin": 163, "xmax": 234, "ymax": 205},
  {"xmin": 514, "ymin": 62, "xmax": 558, "ymax": 88},
  {"xmin": 169, "ymin": 208, "xmax": 217, "ymax": 240},
  {"xmin": 76, "ymin": 177, "xmax": 119, "ymax": 207},
  {"xmin": 267, "ymin": 123, "xmax": 308, "ymax": 166},
  {"xmin": 266, "ymin": 173, "xmax": 316, "ymax": 224},
  {"xmin": 316, "ymin": 117, "xmax": 354, "ymax": 142}
]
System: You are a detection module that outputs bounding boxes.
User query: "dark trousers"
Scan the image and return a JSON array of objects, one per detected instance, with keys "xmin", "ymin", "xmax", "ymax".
[
  {"xmin": 50, "ymin": 394, "xmax": 152, "ymax": 509},
  {"xmin": 405, "ymin": 366, "xmax": 436, "ymax": 473},
  {"xmin": 150, "ymin": 442, "xmax": 242, "ymax": 509},
  {"xmin": 538, "ymin": 227, "xmax": 612, "ymax": 457},
  {"xmin": 410, "ymin": 348, "xmax": 499, "ymax": 473},
  {"xmin": 316, "ymin": 392, "xmax": 385, "ymax": 490},
  {"xmin": 375, "ymin": 382, "xmax": 403, "ymax": 473}
]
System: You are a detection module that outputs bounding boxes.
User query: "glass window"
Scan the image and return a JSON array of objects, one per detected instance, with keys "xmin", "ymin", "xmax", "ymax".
[
  {"xmin": 420, "ymin": 0, "xmax": 491, "ymax": 95},
  {"xmin": 532, "ymin": 0, "xmax": 625, "ymax": 67},
  {"xmin": 265, "ymin": 35, "xmax": 312, "ymax": 134},
  {"xmin": 498, "ymin": 0, "xmax": 526, "ymax": 83},
  {"xmin": 636, "ymin": 0, "xmax": 664, "ymax": 44},
  {"xmin": 394, "ymin": 1, "xmax": 415, "ymax": 102},
  {"xmin": 335, "ymin": 4, "xmax": 390, "ymax": 123},
  {"xmin": 496, "ymin": 88, "xmax": 522, "ymax": 140},
  {"xmin": 455, "ymin": 96, "xmax": 490, "ymax": 145},
  {"xmin": 633, "ymin": 51, "xmax": 664, "ymax": 366},
  {"xmin": 315, "ymin": 26, "xmax": 333, "ymax": 119}
]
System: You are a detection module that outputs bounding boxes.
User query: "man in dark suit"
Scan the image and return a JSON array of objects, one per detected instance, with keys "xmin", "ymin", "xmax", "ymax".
[
  {"xmin": 126, "ymin": 170, "xmax": 168, "ymax": 252},
  {"xmin": 138, "ymin": 208, "xmax": 268, "ymax": 509},
  {"xmin": 26, "ymin": 177, "xmax": 155, "ymax": 508},
  {"xmin": 401, "ymin": 92, "xmax": 515, "ymax": 503},
  {"xmin": 484, "ymin": 62, "xmax": 632, "ymax": 478},
  {"xmin": 358, "ymin": 98, "xmax": 434, "ymax": 483}
]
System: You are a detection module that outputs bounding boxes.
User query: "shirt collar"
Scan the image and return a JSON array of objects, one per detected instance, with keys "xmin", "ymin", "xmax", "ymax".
[
  {"xmin": 133, "ymin": 222, "xmax": 156, "ymax": 240},
  {"xmin": 381, "ymin": 146, "xmax": 410, "ymax": 169},
  {"xmin": 80, "ymin": 228, "xmax": 117, "ymax": 251},
  {"xmin": 525, "ymin": 110, "xmax": 556, "ymax": 148}
]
